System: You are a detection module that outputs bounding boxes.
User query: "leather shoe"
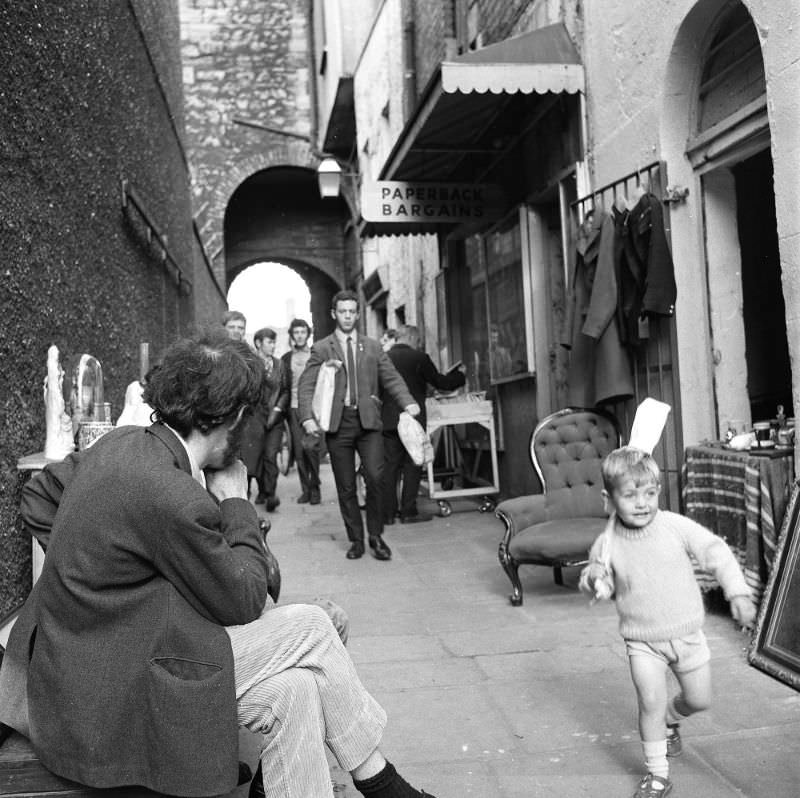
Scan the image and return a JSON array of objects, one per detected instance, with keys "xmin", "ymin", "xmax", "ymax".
[
  {"xmin": 346, "ymin": 541, "xmax": 365, "ymax": 559},
  {"xmin": 249, "ymin": 761, "xmax": 265, "ymax": 798},
  {"xmin": 265, "ymin": 496, "xmax": 280, "ymax": 512},
  {"xmin": 400, "ymin": 512, "xmax": 434, "ymax": 524},
  {"xmin": 297, "ymin": 492, "xmax": 310, "ymax": 504},
  {"xmin": 368, "ymin": 535, "xmax": 392, "ymax": 560},
  {"xmin": 309, "ymin": 489, "xmax": 321, "ymax": 505}
]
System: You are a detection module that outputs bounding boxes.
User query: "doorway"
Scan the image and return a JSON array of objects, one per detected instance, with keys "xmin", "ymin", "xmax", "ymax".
[{"xmin": 734, "ymin": 149, "xmax": 792, "ymax": 421}]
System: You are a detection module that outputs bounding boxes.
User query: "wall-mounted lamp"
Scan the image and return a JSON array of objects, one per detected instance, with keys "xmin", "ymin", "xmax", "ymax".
[{"xmin": 317, "ymin": 158, "xmax": 343, "ymax": 198}]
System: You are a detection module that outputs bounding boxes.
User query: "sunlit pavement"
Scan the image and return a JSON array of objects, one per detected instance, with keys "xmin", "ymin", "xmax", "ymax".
[{"xmin": 228, "ymin": 461, "xmax": 800, "ymax": 797}]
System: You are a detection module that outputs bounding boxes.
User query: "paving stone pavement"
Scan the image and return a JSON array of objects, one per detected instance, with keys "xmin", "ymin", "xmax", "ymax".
[{"xmin": 228, "ymin": 462, "xmax": 800, "ymax": 798}]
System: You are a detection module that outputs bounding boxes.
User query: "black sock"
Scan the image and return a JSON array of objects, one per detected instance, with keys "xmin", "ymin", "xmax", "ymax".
[{"xmin": 353, "ymin": 761, "xmax": 433, "ymax": 798}]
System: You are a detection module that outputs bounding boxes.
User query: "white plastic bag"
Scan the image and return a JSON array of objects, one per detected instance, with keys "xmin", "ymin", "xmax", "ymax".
[
  {"xmin": 397, "ymin": 411, "xmax": 433, "ymax": 466},
  {"xmin": 312, "ymin": 359, "xmax": 342, "ymax": 431}
]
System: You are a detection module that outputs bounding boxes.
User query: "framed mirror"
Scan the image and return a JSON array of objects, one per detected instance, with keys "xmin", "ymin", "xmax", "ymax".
[{"xmin": 748, "ymin": 479, "xmax": 800, "ymax": 690}]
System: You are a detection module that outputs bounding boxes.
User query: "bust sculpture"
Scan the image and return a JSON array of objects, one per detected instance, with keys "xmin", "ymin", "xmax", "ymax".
[{"xmin": 44, "ymin": 344, "xmax": 76, "ymax": 459}]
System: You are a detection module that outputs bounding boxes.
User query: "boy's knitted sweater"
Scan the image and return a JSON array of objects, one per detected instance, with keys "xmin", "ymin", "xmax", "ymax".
[{"xmin": 585, "ymin": 510, "xmax": 750, "ymax": 641}]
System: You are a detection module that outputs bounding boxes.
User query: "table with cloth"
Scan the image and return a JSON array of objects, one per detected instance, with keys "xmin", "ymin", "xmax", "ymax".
[{"xmin": 681, "ymin": 443, "xmax": 795, "ymax": 602}]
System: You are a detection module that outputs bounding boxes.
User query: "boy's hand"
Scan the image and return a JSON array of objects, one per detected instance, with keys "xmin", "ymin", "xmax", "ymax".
[{"xmin": 730, "ymin": 595, "xmax": 757, "ymax": 631}]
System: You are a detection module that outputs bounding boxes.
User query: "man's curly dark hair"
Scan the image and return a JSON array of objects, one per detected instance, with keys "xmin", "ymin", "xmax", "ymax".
[{"xmin": 143, "ymin": 331, "xmax": 264, "ymax": 437}]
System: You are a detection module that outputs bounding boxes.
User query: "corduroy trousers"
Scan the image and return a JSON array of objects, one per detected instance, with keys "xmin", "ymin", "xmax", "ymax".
[{"xmin": 226, "ymin": 602, "xmax": 386, "ymax": 798}]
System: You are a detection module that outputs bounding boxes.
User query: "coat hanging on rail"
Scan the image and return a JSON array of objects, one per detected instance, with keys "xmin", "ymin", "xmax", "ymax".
[{"xmin": 562, "ymin": 209, "xmax": 634, "ymax": 407}]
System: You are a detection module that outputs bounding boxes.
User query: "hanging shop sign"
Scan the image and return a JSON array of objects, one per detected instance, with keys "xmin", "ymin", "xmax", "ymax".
[{"xmin": 361, "ymin": 181, "xmax": 505, "ymax": 224}]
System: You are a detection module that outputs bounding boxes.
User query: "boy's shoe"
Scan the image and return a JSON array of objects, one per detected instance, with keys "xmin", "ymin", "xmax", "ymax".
[
  {"xmin": 666, "ymin": 722, "xmax": 682, "ymax": 757},
  {"xmin": 633, "ymin": 773, "xmax": 672, "ymax": 798}
]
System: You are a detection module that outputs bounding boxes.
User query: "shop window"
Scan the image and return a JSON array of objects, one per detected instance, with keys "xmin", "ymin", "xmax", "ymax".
[{"xmin": 454, "ymin": 207, "xmax": 533, "ymax": 394}]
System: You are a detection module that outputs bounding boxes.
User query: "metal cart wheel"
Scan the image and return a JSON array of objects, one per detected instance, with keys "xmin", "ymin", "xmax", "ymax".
[
  {"xmin": 478, "ymin": 497, "xmax": 496, "ymax": 513},
  {"xmin": 277, "ymin": 419, "xmax": 293, "ymax": 476},
  {"xmin": 437, "ymin": 500, "xmax": 452, "ymax": 517}
]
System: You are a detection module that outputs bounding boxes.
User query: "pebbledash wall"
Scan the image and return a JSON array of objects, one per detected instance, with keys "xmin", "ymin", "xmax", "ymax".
[{"xmin": 0, "ymin": 0, "xmax": 207, "ymax": 622}]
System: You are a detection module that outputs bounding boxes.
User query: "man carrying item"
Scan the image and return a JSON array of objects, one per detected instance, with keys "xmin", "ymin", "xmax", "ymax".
[
  {"xmin": 298, "ymin": 290, "xmax": 419, "ymax": 561},
  {"xmin": 243, "ymin": 326, "xmax": 288, "ymax": 511},
  {"xmin": 382, "ymin": 325, "xmax": 466, "ymax": 524},
  {"xmin": 0, "ymin": 332, "xmax": 437, "ymax": 798},
  {"xmin": 281, "ymin": 318, "xmax": 322, "ymax": 504}
]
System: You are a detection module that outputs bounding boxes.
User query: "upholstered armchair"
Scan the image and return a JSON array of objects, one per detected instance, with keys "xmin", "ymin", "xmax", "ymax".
[{"xmin": 496, "ymin": 407, "xmax": 621, "ymax": 606}]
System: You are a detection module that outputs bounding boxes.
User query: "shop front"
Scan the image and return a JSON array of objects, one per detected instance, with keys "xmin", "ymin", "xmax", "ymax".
[{"xmin": 370, "ymin": 22, "xmax": 588, "ymax": 498}]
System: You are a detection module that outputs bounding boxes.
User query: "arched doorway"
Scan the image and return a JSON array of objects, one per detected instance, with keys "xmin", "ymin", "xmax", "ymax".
[{"xmin": 661, "ymin": 0, "xmax": 788, "ymax": 441}]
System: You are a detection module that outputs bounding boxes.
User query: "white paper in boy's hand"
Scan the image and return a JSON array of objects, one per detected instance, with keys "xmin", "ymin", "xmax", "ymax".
[{"xmin": 628, "ymin": 398, "xmax": 671, "ymax": 454}]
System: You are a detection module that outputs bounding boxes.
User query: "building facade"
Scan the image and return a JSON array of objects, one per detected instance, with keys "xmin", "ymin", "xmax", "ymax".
[{"xmin": 317, "ymin": 0, "xmax": 800, "ymax": 501}]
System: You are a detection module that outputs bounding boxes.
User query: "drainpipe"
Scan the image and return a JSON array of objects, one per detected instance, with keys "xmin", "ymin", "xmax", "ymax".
[{"xmin": 403, "ymin": 15, "xmax": 417, "ymax": 118}]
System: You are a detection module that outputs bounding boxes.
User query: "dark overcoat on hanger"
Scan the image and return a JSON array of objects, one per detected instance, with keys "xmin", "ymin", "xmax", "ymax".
[{"xmin": 563, "ymin": 210, "xmax": 634, "ymax": 407}]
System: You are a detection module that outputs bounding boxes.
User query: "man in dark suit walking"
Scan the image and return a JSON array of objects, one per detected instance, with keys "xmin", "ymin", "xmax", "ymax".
[
  {"xmin": 382, "ymin": 325, "xmax": 466, "ymax": 524},
  {"xmin": 298, "ymin": 290, "xmax": 419, "ymax": 561}
]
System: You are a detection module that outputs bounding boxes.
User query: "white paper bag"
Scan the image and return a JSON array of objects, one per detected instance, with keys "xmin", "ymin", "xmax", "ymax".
[
  {"xmin": 312, "ymin": 360, "xmax": 342, "ymax": 431},
  {"xmin": 398, "ymin": 411, "xmax": 434, "ymax": 466}
]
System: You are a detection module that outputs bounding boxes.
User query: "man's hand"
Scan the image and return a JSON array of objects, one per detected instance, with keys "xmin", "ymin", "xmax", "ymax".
[
  {"xmin": 730, "ymin": 594, "xmax": 757, "ymax": 631},
  {"xmin": 206, "ymin": 459, "xmax": 249, "ymax": 502},
  {"xmin": 405, "ymin": 403, "xmax": 421, "ymax": 417},
  {"xmin": 303, "ymin": 418, "xmax": 321, "ymax": 435}
]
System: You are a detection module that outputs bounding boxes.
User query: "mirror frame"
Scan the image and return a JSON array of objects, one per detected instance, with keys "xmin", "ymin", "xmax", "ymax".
[{"xmin": 748, "ymin": 479, "xmax": 800, "ymax": 690}]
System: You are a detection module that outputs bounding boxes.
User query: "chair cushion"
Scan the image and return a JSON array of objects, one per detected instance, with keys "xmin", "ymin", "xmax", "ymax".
[{"xmin": 508, "ymin": 517, "xmax": 607, "ymax": 562}]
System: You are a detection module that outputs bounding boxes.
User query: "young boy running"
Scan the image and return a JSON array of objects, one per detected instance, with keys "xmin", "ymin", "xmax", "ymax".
[{"xmin": 580, "ymin": 446, "xmax": 757, "ymax": 798}]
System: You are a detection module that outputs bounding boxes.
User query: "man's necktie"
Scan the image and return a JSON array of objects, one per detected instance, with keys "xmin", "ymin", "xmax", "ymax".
[{"xmin": 346, "ymin": 336, "xmax": 357, "ymax": 407}]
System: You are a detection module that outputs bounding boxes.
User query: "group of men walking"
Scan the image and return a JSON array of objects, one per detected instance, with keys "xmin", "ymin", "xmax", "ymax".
[{"xmin": 223, "ymin": 289, "xmax": 465, "ymax": 561}]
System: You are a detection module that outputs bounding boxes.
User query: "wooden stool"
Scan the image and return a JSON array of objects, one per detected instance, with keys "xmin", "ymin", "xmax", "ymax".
[{"xmin": 0, "ymin": 729, "xmax": 162, "ymax": 797}]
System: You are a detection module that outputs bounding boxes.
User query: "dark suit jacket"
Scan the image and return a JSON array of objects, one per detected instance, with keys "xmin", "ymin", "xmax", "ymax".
[
  {"xmin": 297, "ymin": 332, "xmax": 414, "ymax": 432},
  {"xmin": 0, "ymin": 424, "xmax": 269, "ymax": 797},
  {"xmin": 381, "ymin": 343, "xmax": 466, "ymax": 430}
]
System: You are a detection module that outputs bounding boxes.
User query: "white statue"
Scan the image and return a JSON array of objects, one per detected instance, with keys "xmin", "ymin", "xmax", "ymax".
[{"xmin": 44, "ymin": 344, "xmax": 76, "ymax": 459}]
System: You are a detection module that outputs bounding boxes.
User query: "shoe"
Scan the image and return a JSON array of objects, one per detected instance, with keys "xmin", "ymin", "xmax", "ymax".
[
  {"xmin": 633, "ymin": 773, "xmax": 672, "ymax": 798},
  {"xmin": 249, "ymin": 761, "xmax": 265, "ymax": 798},
  {"xmin": 368, "ymin": 535, "xmax": 392, "ymax": 560},
  {"xmin": 297, "ymin": 492, "xmax": 310, "ymax": 504},
  {"xmin": 309, "ymin": 489, "xmax": 321, "ymax": 505},
  {"xmin": 400, "ymin": 512, "xmax": 434, "ymax": 524},
  {"xmin": 238, "ymin": 761, "xmax": 253, "ymax": 785},
  {"xmin": 265, "ymin": 496, "xmax": 280, "ymax": 512},
  {"xmin": 666, "ymin": 723, "xmax": 682, "ymax": 757},
  {"xmin": 254, "ymin": 493, "xmax": 266, "ymax": 506},
  {"xmin": 346, "ymin": 542, "xmax": 365, "ymax": 559}
]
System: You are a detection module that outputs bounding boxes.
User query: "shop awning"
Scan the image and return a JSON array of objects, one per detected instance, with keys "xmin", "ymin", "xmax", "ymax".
[{"xmin": 378, "ymin": 23, "xmax": 584, "ymax": 186}]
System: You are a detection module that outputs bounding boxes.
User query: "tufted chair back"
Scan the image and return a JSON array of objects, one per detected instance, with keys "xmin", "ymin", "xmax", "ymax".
[{"xmin": 531, "ymin": 408, "xmax": 621, "ymax": 520}]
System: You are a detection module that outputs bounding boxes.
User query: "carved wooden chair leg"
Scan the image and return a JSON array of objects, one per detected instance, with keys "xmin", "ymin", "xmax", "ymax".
[{"xmin": 498, "ymin": 542, "xmax": 524, "ymax": 606}]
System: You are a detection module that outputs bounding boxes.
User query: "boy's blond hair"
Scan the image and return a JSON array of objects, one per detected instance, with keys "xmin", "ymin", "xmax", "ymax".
[{"xmin": 601, "ymin": 446, "xmax": 661, "ymax": 493}]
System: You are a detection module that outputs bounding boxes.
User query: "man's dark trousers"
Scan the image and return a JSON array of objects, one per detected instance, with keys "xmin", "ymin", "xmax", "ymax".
[
  {"xmin": 326, "ymin": 407, "xmax": 384, "ymax": 543},
  {"xmin": 260, "ymin": 421, "xmax": 284, "ymax": 498},
  {"xmin": 288, "ymin": 408, "xmax": 320, "ymax": 497},
  {"xmin": 382, "ymin": 431, "xmax": 422, "ymax": 519}
]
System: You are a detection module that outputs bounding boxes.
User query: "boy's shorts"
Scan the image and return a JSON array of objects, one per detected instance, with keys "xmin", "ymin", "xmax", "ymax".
[{"xmin": 625, "ymin": 630, "xmax": 710, "ymax": 673}]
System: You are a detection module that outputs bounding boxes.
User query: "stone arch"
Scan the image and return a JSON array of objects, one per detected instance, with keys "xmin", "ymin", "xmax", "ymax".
[{"xmin": 222, "ymin": 161, "xmax": 351, "ymax": 339}]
